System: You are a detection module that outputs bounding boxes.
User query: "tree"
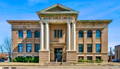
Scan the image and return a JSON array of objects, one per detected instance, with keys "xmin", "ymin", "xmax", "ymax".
[
  {"xmin": 3, "ymin": 38, "xmax": 12, "ymax": 62},
  {"xmin": 0, "ymin": 44, "xmax": 4, "ymax": 54}
]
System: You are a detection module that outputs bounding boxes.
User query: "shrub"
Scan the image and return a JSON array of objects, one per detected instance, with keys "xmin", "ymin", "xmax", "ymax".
[
  {"xmin": 95, "ymin": 59, "xmax": 103, "ymax": 63},
  {"xmin": 13, "ymin": 56, "xmax": 39, "ymax": 63},
  {"xmin": 78, "ymin": 59, "xmax": 103, "ymax": 63}
]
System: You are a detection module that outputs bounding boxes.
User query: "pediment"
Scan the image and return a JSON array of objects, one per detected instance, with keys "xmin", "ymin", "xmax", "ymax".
[{"xmin": 38, "ymin": 4, "xmax": 78, "ymax": 13}]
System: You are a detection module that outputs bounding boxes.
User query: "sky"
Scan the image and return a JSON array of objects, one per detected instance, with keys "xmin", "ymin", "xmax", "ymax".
[{"xmin": 0, "ymin": 0, "xmax": 120, "ymax": 52}]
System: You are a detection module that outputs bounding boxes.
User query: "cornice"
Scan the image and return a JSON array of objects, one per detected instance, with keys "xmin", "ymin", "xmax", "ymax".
[{"xmin": 77, "ymin": 20, "xmax": 112, "ymax": 24}]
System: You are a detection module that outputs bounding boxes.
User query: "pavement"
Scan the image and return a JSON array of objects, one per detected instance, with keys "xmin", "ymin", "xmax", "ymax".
[{"xmin": 0, "ymin": 62, "xmax": 120, "ymax": 69}]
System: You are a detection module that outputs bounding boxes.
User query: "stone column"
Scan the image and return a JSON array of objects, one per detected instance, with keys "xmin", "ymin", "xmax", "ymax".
[
  {"xmin": 66, "ymin": 22, "xmax": 77, "ymax": 62},
  {"xmin": 67, "ymin": 22, "xmax": 71, "ymax": 51},
  {"xmin": 72, "ymin": 23, "xmax": 76, "ymax": 51},
  {"xmin": 45, "ymin": 22, "xmax": 49, "ymax": 51},
  {"xmin": 40, "ymin": 22, "xmax": 44, "ymax": 51},
  {"xmin": 39, "ymin": 21, "xmax": 50, "ymax": 64}
]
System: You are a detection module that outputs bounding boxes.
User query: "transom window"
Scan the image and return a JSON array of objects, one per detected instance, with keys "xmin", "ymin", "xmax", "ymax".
[
  {"xmin": 96, "ymin": 44, "xmax": 101, "ymax": 53},
  {"xmin": 78, "ymin": 44, "xmax": 84, "ymax": 52},
  {"xmin": 26, "ymin": 43, "xmax": 32, "ymax": 52},
  {"xmin": 18, "ymin": 30, "xmax": 23, "ymax": 38},
  {"xmin": 34, "ymin": 31, "xmax": 40, "ymax": 38},
  {"xmin": 87, "ymin": 30, "xmax": 92, "ymax": 38},
  {"xmin": 54, "ymin": 30, "xmax": 63, "ymax": 38},
  {"xmin": 27, "ymin": 30, "xmax": 32, "ymax": 38},
  {"xmin": 87, "ymin": 44, "xmax": 92, "ymax": 52},
  {"xmin": 79, "ymin": 30, "xmax": 83, "ymax": 38},
  {"xmin": 18, "ymin": 43, "xmax": 23, "ymax": 52},
  {"xmin": 96, "ymin": 30, "xmax": 101, "ymax": 38}
]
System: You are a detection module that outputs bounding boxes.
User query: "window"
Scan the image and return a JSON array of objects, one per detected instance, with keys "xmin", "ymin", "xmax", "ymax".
[
  {"xmin": 96, "ymin": 44, "xmax": 101, "ymax": 53},
  {"xmin": 96, "ymin": 30, "xmax": 101, "ymax": 38},
  {"xmin": 79, "ymin": 30, "xmax": 83, "ymax": 38},
  {"xmin": 34, "ymin": 31, "xmax": 40, "ymax": 38},
  {"xmin": 87, "ymin": 56, "xmax": 92, "ymax": 60},
  {"xmin": 78, "ymin": 44, "xmax": 84, "ymax": 52},
  {"xmin": 87, "ymin": 30, "xmax": 92, "ymax": 38},
  {"xmin": 27, "ymin": 30, "xmax": 32, "ymax": 38},
  {"xmin": 26, "ymin": 43, "xmax": 32, "ymax": 52},
  {"xmin": 78, "ymin": 56, "xmax": 84, "ymax": 60},
  {"xmin": 34, "ymin": 44, "xmax": 40, "ymax": 52},
  {"xmin": 87, "ymin": 44, "xmax": 92, "ymax": 52},
  {"xmin": 18, "ymin": 30, "xmax": 23, "ymax": 38},
  {"xmin": 96, "ymin": 56, "xmax": 101, "ymax": 60},
  {"xmin": 18, "ymin": 43, "xmax": 23, "ymax": 52},
  {"xmin": 54, "ymin": 30, "xmax": 63, "ymax": 38}
]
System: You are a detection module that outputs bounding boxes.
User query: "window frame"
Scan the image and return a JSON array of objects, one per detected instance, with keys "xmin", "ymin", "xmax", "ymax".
[
  {"xmin": 34, "ymin": 31, "xmax": 40, "ymax": 38},
  {"xmin": 26, "ymin": 43, "xmax": 32, "ymax": 52},
  {"xmin": 96, "ymin": 44, "xmax": 101, "ymax": 53},
  {"xmin": 96, "ymin": 30, "xmax": 101, "ymax": 38},
  {"xmin": 18, "ymin": 43, "xmax": 23, "ymax": 52},
  {"xmin": 87, "ymin": 30, "xmax": 92, "ymax": 38},
  {"xmin": 79, "ymin": 30, "xmax": 84, "ymax": 38},
  {"xmin": 54, "ymin": 29, "xmax": 63, "ymax": 38},
  {"xmin": 18, "ymin": 30, "xmax": 23, "ymax": 38},
  {"xmin": 27, "ymin": 30, "xmax": 32, "ymax": 38},
  {"xmin": 34, "ymin": 44, "xmax": 40, "ymax": 52},
  {"xmin": 78, "ymin": 44, "xmax": 84, "ymax": 53},
  {"xmin": 87, "ymin": 44, "xmax": 92, "ymax": 53}
]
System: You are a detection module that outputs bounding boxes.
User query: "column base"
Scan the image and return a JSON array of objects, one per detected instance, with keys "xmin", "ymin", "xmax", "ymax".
[
  {"xmin": 39, "ymin": 51, "xmax": 50, "ymax": 64},
  {"xmin": 66, "ymin": 51, "xmax": 77, "ymax": 63}
]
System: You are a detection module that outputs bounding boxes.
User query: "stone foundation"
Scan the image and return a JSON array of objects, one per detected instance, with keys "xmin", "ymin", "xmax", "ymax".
[
  {"xmin": 39, "ymin": 51, "xmax": 50, "ymax": 64},
  {"xmin": 66, "ymin": 51, "xmax": 77, "ymax": 62}
]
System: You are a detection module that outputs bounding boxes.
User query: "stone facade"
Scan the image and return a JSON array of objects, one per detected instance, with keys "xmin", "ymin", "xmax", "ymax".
[{"xmin": 8, "ymin": 4, "xmax": 111, "ymax": 63}]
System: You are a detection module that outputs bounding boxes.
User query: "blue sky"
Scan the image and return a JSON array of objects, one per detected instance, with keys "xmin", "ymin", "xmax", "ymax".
[{"xmin": 0, "ymin": 0, "xmax": 120, "ymax": 51}]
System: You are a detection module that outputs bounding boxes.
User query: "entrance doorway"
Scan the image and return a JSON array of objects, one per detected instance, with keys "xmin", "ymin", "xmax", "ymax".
[{"xmin": 54, "ymin": 48, "xmax": 62, "ymax": 62}]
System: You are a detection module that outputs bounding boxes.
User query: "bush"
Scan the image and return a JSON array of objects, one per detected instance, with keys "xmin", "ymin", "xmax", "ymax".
[
  {"xmin": 13, "ymin": 56, "xmax": 39, "ymax": 63},
  {"xmin": 95, "ymin": 59, "xmax": 103, "ymax": 63},
  {"xmin": 78, "ymin": 59, "xmax": 103, "ymax": 63}
]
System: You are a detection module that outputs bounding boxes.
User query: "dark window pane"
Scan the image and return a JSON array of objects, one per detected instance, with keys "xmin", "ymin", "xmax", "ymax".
[
  {"xmin": 54, "ymin": 30, "xmax": 57, "ymax": 38},
  {"xmin": 87, "ymin": 44, "xmax": 92, "ymax": 52},
  {"xmin": 34, "ymin": 31, "xmax": 40, "ymax": 38},
  {"xmin": 96, "ymin": 30, "xmax": 101, "ymax": 38},
  {"xmin": 34, "ymin": 44, "xmax": 40, "ymax": 52},
  {"xmin": 54, "ymin": 30, "xmax": 63, "ymax": 38},
  {"xmin": 87, "ymin": 56, "xmax": 92, "ymax": 60},
  {"xmin": 96, "ymin": 56, "xmax": 101, "ymax": 60},
  {"xmin": 27, "ymin": 30, "xmax": 32, "ymax": 38},
  {"xmin": 78, "ymin": 56, "xmax": 84, "ymax": 60},
  {"xmin": 18, "ymin": 43, "xmax": 23, "ymax": 52},
  {"xmin": 78, "ymin": 44, "xmax": 84, "ymax": 52},
  {"xmin": 96, "ymin": 44, "xmax": 101, "ymax": 53},
  {"xmin": 79, "ymin": 31, "xmax": 83, "ymax": 38},
  {"xmin": 26, "ymin": 43, "xmax": 32, "ymax": 52},
  {"xmin": 87, "ymin": 30, "xmax": 92, "ymax": 38},
  {"xmin": 59, "ymin": 30, "xmax": 63, "ymax": 38},
  {"xmin": 18, "ymin": 30, "xmax": 23, "ymax": 38}
]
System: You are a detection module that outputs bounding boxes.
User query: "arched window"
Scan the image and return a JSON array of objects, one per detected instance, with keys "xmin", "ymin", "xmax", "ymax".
[
  {"xmin": 79, "ymin": 30, "xmax": 83, "ymax": 38},
  {"xmin": 27, "ymin": 30, "xmax": 32, "ymax": 38},
  {"xmin": 87, "ymin": 30, "xmax": 92, "ymax": 38},
  {"xmin": 34, "ymin": 31, "xmax": 40, "ymax": 38},
  {"xmin": 96, "ymin": 30, "xmax": 101, "ymax": 38}
]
